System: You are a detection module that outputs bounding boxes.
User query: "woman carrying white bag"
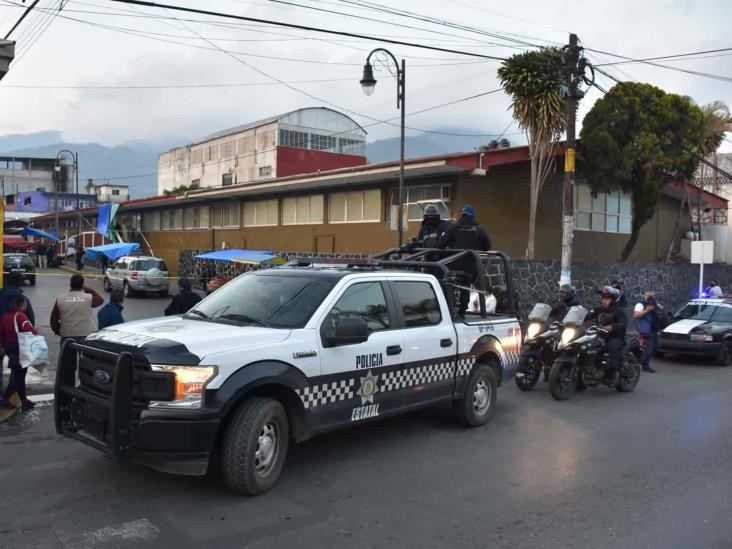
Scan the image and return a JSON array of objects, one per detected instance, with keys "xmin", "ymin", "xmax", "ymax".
[{"xmin": 0, "ymin": 295, "xmax": 46, "ymax": 412}]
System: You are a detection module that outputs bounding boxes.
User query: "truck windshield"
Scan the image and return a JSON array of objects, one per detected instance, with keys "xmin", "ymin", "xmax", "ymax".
[{"xmin": 185, "ymin": 272, "xmax": 335, "ymax": 328}]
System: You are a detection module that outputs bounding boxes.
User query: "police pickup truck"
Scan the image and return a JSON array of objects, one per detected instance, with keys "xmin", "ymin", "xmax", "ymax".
[{"xmin": 55, "ymin": 248, "xmax": 521, "ymax": 495}]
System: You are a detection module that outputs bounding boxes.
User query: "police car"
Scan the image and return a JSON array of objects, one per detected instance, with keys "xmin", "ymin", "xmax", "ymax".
[
  {"xmin": 659, "ymin": 298, "xmax": 732, "ymax": 365},
  {"xmin": 55, "ymin": 249, "xmax": 521, "ymax": 495}
]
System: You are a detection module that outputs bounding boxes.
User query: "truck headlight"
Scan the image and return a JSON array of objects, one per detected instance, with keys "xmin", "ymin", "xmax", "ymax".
[
  {"xmin": 526, "ymin": 322, "xmax": 542, "ymax": 341},
  {"xmin": 560, "ymin": 327, "xmax": 577, "ymax": 348},
  {"xmin": 149, "ymin": 365, "xmax": 217, "ymax": 409}
]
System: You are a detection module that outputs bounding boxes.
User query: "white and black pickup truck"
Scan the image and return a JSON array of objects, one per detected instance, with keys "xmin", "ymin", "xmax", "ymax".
[{"xmin": 55, "ymin": 249, "xmax": 521, "ymax": 495}]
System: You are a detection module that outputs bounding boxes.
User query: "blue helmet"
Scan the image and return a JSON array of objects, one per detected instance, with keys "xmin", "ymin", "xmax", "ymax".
[{"xmin": 460, "ymin": 204, "xmax": 476, "ymax": 217}]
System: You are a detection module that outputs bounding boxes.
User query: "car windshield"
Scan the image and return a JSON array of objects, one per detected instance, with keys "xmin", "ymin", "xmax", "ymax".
[
  {"xmin": 132, "ymin": 259, "xmax": 166, "ymax": 271},
  {"xmin": 186, "ymin": 272, "xmax": 335, "ymax": 329},
  {"xmin": 4, "ymin": 255, "xmax": 32, "ymax": 267},
  {"xmin": 675, "ymin": 303, "xmax": 732, "ymax": 323}
]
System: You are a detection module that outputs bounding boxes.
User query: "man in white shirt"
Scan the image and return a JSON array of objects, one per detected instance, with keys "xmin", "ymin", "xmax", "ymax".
[
  {"xmin": 469, "ymin": 287, "xmax": 497, "ymax": 314},
  {"xmin": 707, "ymin": 279, "xmax": 723, "ymax": 298}
]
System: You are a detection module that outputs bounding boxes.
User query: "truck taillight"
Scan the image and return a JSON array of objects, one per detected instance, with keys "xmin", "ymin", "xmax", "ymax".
[{"xmin": 130, "ymin": 271, "xmax": 139, "ymax": 279}]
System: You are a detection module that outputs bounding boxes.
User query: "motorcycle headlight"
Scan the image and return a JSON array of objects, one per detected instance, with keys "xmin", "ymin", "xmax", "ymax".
[
  {"xmin": 560, "ymin": 327, "xmax": 577, "ymax": 348},
  {"xmin": 526, "ymin": 322, "xmax": 542, "ymax": 341},
  {"xmin": 149, "ymin": 365, "xmax": 217, "ymax": 409}
]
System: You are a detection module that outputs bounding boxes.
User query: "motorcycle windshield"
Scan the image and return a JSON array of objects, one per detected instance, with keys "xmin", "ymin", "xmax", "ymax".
[
  {"xmin": 563, "ymin": 305, "xmax": 588, "ymax": 326},
  {"xmin": 528, "ymin": 303, "xmax": 552, "ymax": 322}
]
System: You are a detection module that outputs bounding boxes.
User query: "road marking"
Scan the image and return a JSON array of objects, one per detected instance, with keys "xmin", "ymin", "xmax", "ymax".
[
  {"xmin": 56, "ymin": 519, "xmax": 160, "ymax": 548},
  {"xmin": 29, "ymin": 393, "xmax": 54, "ymax": 403}
]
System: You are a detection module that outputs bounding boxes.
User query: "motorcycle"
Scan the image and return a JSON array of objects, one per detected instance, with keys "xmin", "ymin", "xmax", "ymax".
[
  {"xmin": 548, "ymin": 306, "xmax": 643, "ymax": 401},
  {"xmin": 515, "ymin": 303, "xmax": 561, "ymax": 391}
]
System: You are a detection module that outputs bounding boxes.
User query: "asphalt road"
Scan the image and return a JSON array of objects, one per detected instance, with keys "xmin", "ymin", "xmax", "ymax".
[
  {"xmin": 2, "ymin": 345, "xmax": 732, "ymax": 548},
  {"xmin": 2, "ymin": 268, "xmax": 183, "ymax": 393}
]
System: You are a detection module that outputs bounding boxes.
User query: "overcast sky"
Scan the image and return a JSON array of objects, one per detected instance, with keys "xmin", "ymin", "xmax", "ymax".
[{"xmin": 0, "ymin": 0, "xmax": 730, "ymax": 150}]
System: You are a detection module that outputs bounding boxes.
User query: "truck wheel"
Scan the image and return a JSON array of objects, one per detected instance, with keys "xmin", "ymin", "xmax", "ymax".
[
  {"xmin": 548, "ymin": 362, "xmax": 576, "ymax": 401},
  {"xmin": 453, "ymin": 364, "xmax": 498, "ymax": 427},
  {"xmin": 221, "ymin": 397, "xmax": 289, "ymax": 496},
  {"xmin": 715, "ymin": 341, "xmax": 732, "ymax": 366},
  {"xmin": 123, "ymin": 282, "xmax": 134, "ymax": 298},
  {"xmin": 617, "ymin": 353, "xmax": 641, "ymax": 392},
  {"xmin": 515, "ymin": 353, "xmax": 541, "ymax": 391},
  {"xmin": 104, "ymin": 278, "xmax": 112, "ymax": 292}
]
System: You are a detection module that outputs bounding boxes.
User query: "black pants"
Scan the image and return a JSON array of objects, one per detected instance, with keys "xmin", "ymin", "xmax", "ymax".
[
  {"xmin": 2, "ymin": 357, "xmax": 27, "ymax": 403},
  {"xmin": 607, "ymin": 338, "xmax": 624, "ymax": 371}
]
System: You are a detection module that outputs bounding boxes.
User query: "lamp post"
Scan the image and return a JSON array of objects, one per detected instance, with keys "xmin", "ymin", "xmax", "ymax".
[
  {"xmin": 55, "ymin": 149, "xmax": 79, "ymax": 244},
  {"xmin": 360, "ymin": 48, "xmax": 406, "ymax": 247}
]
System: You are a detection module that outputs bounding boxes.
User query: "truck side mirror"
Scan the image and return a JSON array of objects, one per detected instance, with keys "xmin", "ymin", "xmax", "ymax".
[{"xmin": 329, "ymin": 317, "xmax": 368, "ymax": 346}]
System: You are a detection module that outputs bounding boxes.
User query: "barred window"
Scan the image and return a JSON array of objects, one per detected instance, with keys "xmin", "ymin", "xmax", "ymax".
[
  {"xmin": 279, "ymin": 129, "xmax": 309, "ymax": 149},
  {"xmin": 574, "ymin": 184, "xmax": 632, "ymax": 234},
  {"xmin": 282, "ymin": 195, "xmax": 324, "ymax": 225},
  {"xmin": 258, "ymin": 166, "xmax": 272, "ymax": 178},
  {"xmin": 311, "ymin": 133, "xmax": 336, "ymax": 151},
  {"xmin": 162, "ymin": 208, "xmax": 183, "ymax": 230},
  {"xmin": 244, "ymin": 199, "xmax": 278, "ymax": 227},
  {"xmin": 329, "ymin": 190, "xmax": 380, "ymax": 223},
  {"xmin": 211, "ymin": 203, "xmax": 241, "ymax": 228}
]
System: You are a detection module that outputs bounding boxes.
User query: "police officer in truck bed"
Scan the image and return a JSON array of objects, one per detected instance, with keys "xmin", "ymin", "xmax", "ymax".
[{"xmin": 439, "ymin": 205, "xmax": 492, "ymax": 316}]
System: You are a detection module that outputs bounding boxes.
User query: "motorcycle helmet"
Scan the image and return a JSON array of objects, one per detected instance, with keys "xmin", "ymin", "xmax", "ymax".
[
  {"xmin": 423, "ymin": 203, "xmax": 441, "ymax": 224},
  {"xmin": 598, "ymin": 286, "xmax": 620, "ymax": 301},
  {"xmin": 559, "ymin": 284, "xmax": 575, "ymax": 302}
]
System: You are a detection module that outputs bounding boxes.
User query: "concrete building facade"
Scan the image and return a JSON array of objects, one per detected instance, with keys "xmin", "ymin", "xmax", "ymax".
[
  {"xmin": 13, "ymin": 190, "xmax": 96, "ymax": 214},
  {"xmin": 84, "ymin": 180, "xmax": 130, "ymax": 203},
  {"xmin": 0, "ymin": 156, "xmax": 72, "ymax": 207},
  {"xmin": 157, "ymin": 107, "xmax": 367, "ymax": 195}
]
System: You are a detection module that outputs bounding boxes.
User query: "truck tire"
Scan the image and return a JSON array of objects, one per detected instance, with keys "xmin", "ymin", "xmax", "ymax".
[
  {"xmin": 221, "ymin": 397, "xmax": 289, "ymax": 496},
  {"xmin": 123, "ymin": 282, "xmax": 135, "ymax": 298},
  {"xmin": 104, "ymin": 278, "xmax": 112, "ymax": 293},
  {"xmin": 453, "ymin": 364, "xmax": 498, "ymax": 427},
  {"xmin": 548, "ymin": 361, "xmax": 576, "ymax": 401}
]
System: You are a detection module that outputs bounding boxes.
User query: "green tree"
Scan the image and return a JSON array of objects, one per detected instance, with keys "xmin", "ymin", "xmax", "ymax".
[
  {"xmin": 497, "ymin": 47, "xmax": 565, "ymax": 258},
  {"xmin": 580, "ymin": 82, "xmax": 706, "ymax": 261},
  {"xmin": 163, "ymin": 182, "xmax": 202, "ymax": 196}
]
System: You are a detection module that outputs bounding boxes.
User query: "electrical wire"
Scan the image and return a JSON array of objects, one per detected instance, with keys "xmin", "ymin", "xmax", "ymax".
[
  {"xmin": 2, "ymin": 77, "xmax": 357, "ymax": 88},
  {"xmin": 594, "ymin": 46, "xmax": 732, "ymax": 67},
  {"xmin": 11, "ymin": 0, "xmax": 63, "ymax": 66}
]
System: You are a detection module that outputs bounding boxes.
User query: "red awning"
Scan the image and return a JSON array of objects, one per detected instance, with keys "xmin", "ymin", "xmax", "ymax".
[
  {"xmin": 3, "ymin": 236, "xmax": 37, "ymax": 251},
  {"xmin": 664, "ymin": 181, "xmax": 728, "ymax": 209}
]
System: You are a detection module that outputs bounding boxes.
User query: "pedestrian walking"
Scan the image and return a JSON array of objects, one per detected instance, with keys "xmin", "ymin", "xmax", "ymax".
[
  {"xmin": 0, "ymin": 295, "xmax": 39, "ymax": 412},
  {"xmin": 439, "ymin": 204, "xmax": 492, "ymax": 317},
  {"xmin": 0, "ymin": 271, "xmax": 35, "ymax": 393},
  {"xmin": 97, "ymin": 289, "xmax": 125, "ymax": 330},
  {"xmin": 75, "ymin": 245, "xmax": 85, "ymax": 271},
  {"xmin": 36, "ymin": 241, "xmax": 47, "ymax": 268},
  {"xmin": 633, "ymin": 291, "xmax": 662, "ymax": 373},
  {"xmin": 165, "ymin": 278, "xmax": 202, "ymax": 316},
  {"xmin": 50, "ymin": 275, "xmax": 104, "ymax": 344},
  {"xmin": 707, "ymin": 279, "xmax": 723, "ymax": 298},
  {"xmin": 46, "ymin": 244, "xmax": 56, "ymax": 268}
]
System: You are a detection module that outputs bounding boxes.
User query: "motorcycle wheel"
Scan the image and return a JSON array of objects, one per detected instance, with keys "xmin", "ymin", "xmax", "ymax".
[
  {"xmin": 515, "ymin": 353, "xmax": 542, "ymax": 391},
  {"xmin": 616, "ymin": 353, "xmax": 641, "ymax": 392},
  {"xmin": 548, "ymin": 362, "xmax": 576, "ymax": 401}
]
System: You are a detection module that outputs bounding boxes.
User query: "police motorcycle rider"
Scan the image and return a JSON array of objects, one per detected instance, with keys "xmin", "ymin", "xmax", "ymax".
[
  {"xmin": 585, "ymin": 286, "xmax": 628, "ymax": 386},
  {"xmin": 551, "ymin": 284, "xmax": 581, "ymax": 322}
]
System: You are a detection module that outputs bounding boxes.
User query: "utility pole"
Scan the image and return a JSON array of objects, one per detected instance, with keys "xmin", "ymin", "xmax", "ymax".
[{"xmin": 559, "ymin": 33, "xmax": 581, "ymax": 287}]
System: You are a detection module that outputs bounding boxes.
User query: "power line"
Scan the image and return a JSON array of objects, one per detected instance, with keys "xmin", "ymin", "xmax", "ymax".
[
  {"xmin": 11, "ymin": 0, "xmax": 63, "ymax": 65},
  {"xmin": 3, "ymin": 0, "xmax": 40, "ymax": 39},
  {"xmin": 104, "ymin": 0, "xmax": 509, "ymax": 60},
  {"xmin": 2, "ymin": 76, "xmax": 357, "ymax": 88},
  {"xmin": 594, "ymin": 46, "xmax": 732, "ymax": 66}
]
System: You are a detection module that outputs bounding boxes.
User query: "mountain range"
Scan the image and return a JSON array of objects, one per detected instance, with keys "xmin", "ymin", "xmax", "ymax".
[{"xmin": 0, "ymin": 129, "xmax": 517, "ymax": 199}]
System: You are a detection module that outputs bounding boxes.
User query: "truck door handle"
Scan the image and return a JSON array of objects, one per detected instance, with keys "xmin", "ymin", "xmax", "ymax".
[
  {"xmin": 386, "ymin": 345, "xmax": 402, "ymax": 356},
  {"xmin": 440, "ymin": 338, "xmax": 453, "ymax": 348}
]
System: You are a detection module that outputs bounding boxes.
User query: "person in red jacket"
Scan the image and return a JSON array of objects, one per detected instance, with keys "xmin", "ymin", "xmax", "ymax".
[{"xmin": 0, "ymin": 295, "xmax": 38, "ymax": 412}]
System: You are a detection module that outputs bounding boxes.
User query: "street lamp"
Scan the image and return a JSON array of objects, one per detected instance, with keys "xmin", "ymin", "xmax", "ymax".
[
  {"xmin": 360, "ymin": 48, "xmax": 406, "ymax": 247},
  {"xmin": 55, "ymin": 149, "xmax": 79, "ymax": 244}
]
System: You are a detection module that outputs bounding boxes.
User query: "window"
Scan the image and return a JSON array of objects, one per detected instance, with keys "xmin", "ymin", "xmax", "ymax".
[
  {"xmin": 132, "ymin": 259, "xmax": 167, "ymax": 271},
  {"xmin": 143, "ymin": 210, "xmax": 161, "ymax": 230},
  {"xmin": 394, "ymin": 281, "xmax": 441, "ymax": 327},
  {"xmin": 391, "ymin": 184, "xmax": 451, "ymax": 221},
  {"xmin": 162, "ymin": 208, "xmax": 183, "ymax": 230},
  {"xmin": 211, "ymin": 203, "xmax": 240, "ymax": 228},
  {"xmin": 192, "ymin": 149, "xmax": 203, "ymax": 164},
  {"xmin": 112, "ymin": 189, "xmax": 120, "ymax": 196},
  {"xmin": 258, "ymin": 166, "xmax": 272, "ymax": 178},
  {"xmin": 221, "ymin": 140, "xmax": 234, "ymax": 159},
  {"xmin": 282, "ymin": 195, "xmax": 324, "ymax": 225},
  {"xmin": 279, "ymin": 129, "xmax": 309, "ymax": 149},
  {"xmin": 329, "ymin": 282, "xmax": 390, "ymax": 333},
  {"xmin": 339, "ymin": 137, "xmax": 363, "ymax": 155},
  {"xmin": 206, "ymin": 145, "xmax": 217, "ymax": 162},
  {"xmin": 244, "ymin": 199, "xmax": 278, "ymax": 226},
  {"xmin": 310, "ymin": 133, "xmax": 336, "ymax": 151},
  {"xmin": 574, "ymin": 184, "xmax": 632, "ymax": 234},
  {"xmin": 184, "ymin": 206, "xmax": 209, "ymax": 229},
  {"xmin": 222, "ymin": 173, "xmax": 233, "ymax": 186},
  {"xmin": 329, "ymin": 190, "xmax": 381, "ymax": 223},
  {"xmin": 237, "ymin": 135, "xmax": 254, "ymax": 154}
]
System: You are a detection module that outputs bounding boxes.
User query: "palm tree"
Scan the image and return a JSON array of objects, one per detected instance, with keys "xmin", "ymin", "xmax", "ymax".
[{"xmin": 497, "ymin": 48, "xmax": 566, "ymax": 259}]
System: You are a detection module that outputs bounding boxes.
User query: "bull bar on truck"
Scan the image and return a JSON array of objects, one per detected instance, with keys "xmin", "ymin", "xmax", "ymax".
[{"xmin": 54, "ymin": 340, "xmax": 176, "ymax": 459}]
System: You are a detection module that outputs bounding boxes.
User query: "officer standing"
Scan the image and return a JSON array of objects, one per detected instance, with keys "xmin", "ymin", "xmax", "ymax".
[
  {"xmin": 586, "ymin": 286, "xmax": 627, "ymax": 386},
  {"xmin": 439, "ymin": 205, "xmax": 492, "ymax": 316},
  {"xmin": 415, "ymin": 204, "xmax": 452, "ymax": 248}
]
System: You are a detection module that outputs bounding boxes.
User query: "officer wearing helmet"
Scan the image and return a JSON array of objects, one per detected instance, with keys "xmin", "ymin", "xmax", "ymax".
[
  {"xmin": 586, "ymin": 286, "xmax": 628, "ymax": 385},
  {"xmin": 415, "ymin": 203, "xmax": 452, "ymax": 248},
  {"xmin": 550, "ymin": 284, "xmax": 580, "ymax": 321}
]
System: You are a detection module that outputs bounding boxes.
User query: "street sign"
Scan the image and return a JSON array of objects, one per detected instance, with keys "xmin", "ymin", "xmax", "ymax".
[
  {"xmin": 0, "ymin": 40, "xmax": 15, "ymax": 81},
  {"xmin": 691, "ymin": 241, "xmax": 714, "ymax": 296}
]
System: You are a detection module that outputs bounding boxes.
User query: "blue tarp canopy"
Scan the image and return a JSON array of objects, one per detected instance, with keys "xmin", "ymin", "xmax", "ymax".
[
  {"xmin": 194, "ymin": 249, "xmax": 284, "ymax": 265},
  {"xmin": 84, "ymin": 242, "xmax": 140, "ymax": 261},
  {"xmin": 20, "ymin": 227, "xmax": 59, "ymax": 241}
]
